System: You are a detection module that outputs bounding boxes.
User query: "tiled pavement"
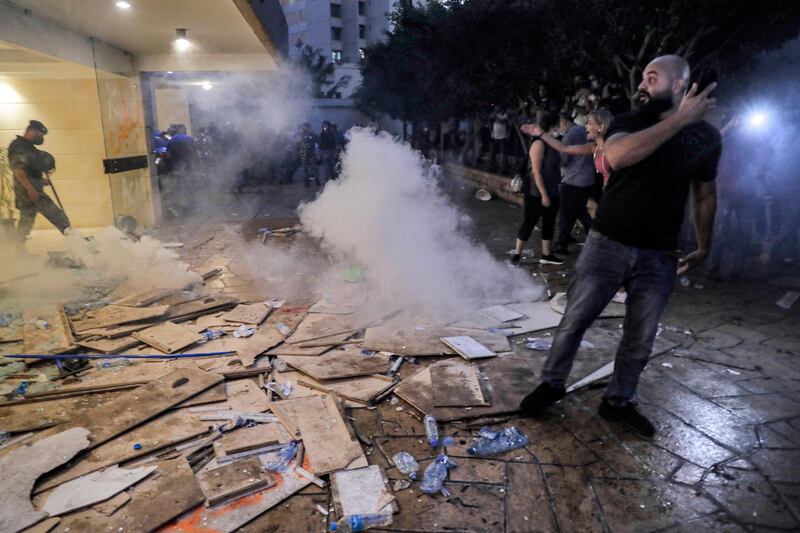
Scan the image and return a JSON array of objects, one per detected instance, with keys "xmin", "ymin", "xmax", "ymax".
[{"xmin": 154, "ymin": 183, "xmax": 800, "ymax": 532}]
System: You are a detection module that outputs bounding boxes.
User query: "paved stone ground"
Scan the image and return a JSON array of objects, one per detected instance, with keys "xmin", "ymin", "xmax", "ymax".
[{"xmin": 153, "ymin": 180, "xmax": 800, "ymax": 532}]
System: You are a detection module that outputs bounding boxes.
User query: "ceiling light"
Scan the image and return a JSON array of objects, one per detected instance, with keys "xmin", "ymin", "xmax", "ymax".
[
  {"xmin": 174, "ymin": 28, "xmax": 191, "ymax": 52},
  {"xmin": 115, "ymin": 1, "xmax": 131, "ymax": 9},
  {"xmin": 201, "ymin": 81, "xmax": 213, "ymax": 90}
]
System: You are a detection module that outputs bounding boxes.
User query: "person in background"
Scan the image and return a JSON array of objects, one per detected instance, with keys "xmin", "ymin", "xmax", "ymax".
[
  {"xmin": 299, "ymin": 122, "xmax": 319, "ymax": 187},
  {"xmin": 318, "ymin": 121, "xmax": 338, "ymax": 182},
  {"xmin": 511, "ymin": 112, "xmax": 565, "ymax": 267},
  {"xmin": 553, "ymin": 112, "xmax": 596, "ymax": 255},
  {"xmin": 163, "ymin": 124, "xmax": 196, "ymax": 216},
  {"xmin": 8, "ymin": 120, "xmax": 71, "ymax": 243},
  {"xmin": 489, "ymin": 108, "xmax": 509, "ymax": 174}
]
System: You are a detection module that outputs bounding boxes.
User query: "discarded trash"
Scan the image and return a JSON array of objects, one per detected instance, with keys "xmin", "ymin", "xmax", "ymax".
[
  {"xmin": 424, "ymin": 414, "xmax": 440, "ymax": 448},
  {"xmin": 330, "ymin": 512, "xmax": 393, "ymax": 532},
  {"xmin": 198, "ymin": 329, "xmax": 224, "ymax": 343},
  {"xmin": 265, "ymin": 299, "xmax": 286, "ymax": 309},
  {"xmin": 467, "ymin": 426, "xmax": 529, "ymax": 457},
  {"xmin": 776, "ymin": 291, "xmax": 800, "ymax": 310},
  {"xmin": 526, "ymin": 338, "xmax": 552, "ymax": 351},
  {"xmin": 475, "ymin": 189, "xmax": 492, "ymax": 201},
  {"xmin": 33, "ymin": 319, "xmax": 50, "ymax": 330},
  {"xmin": 661, "ymin": 324, "xmax": 693, "ymax": 335},
  {"xmin": 267, "ymin": 381, "xmax": 293, "ymax": 397},
  {"xmin": 661, "ymin": 362, "xmax": 673, "ymax": 368},
  {"xmin": 725, "ymin": 368, "xmax": 741, "ymax": 376},
  {"xmin": 360, "ymin": 349, "xmax": 376, "ymax": 358},
  {"xmin": 272, "ymin": 359, "xmax": 288, "ymax": 372},
  {"xmin": 580, "ymin": 340, "xmax": 595, "ymax": 349},
  {"xmin": 265, "ymin": 441, "xmax": 298, "ymax": 472},
  {"xmin": 233, "ymin": 325, "xmax": 256, "ymax": 338},
  {"xmin": 95, "ymin": 359, "xmax": 132, "ymax": 370},
  {"xmin": 392, "ymin": 479, "xmax": 412, "ymax": 491},
  {"xmin": 441, "ymin": 436, "xmax": 455, "ymax": 447},
  {"xmin": 258, "ymin": 227, "xmax": 273, "ymax": 236},
  {"xmin": 275, "ymin": 322, "xmax": 291, "ymax": 335},
  {"xmin": 420, "ymin": 453, "xmax": 457, "ymax": 494},
  {"xmin": 11, "ymin": 381, "xmax": 29, "ymax": 397},
  {"xmin": 679, "ymin": 276, "xmax": 691, "ymax": 288},
  {"xmin": 133, "ymin": 443, "xmax": 142, "ymax": 450},
  {"xmin": 392, "ymin": 452, "xmax": 420, "ymax": 481}
]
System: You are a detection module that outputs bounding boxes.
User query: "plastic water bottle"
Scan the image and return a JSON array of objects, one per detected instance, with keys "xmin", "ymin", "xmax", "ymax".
[
  {"xmin": 264, "ymin": 441, "xmax": 298, "ymax": 472},
  {"xmin": 197, "ymin": 329, "xmax": 224, "ymax": 344},
  {"xmin": 467, "ymin": 426, "xmax": 529, "ymax": 457},
  {"xmin": 392, "ymin": 452, "xmax": 420, "ymax": 481},
  {"xmin": 330, "ymin": 512, "xmax": 393, "ymax": 532},
  {"xmin": 423, "ymin": 414, "xmax": 439, "ymax": 449},
  {"xmin": 94, "ymin": 358, "xmax": 132, "ymax": 370},
  {"xmin": 420, "ymin": 453, "xmax": 457, "ymax": 494}
]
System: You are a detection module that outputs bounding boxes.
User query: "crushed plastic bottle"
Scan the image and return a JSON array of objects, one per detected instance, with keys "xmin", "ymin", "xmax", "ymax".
[
  {"xmin": 264, "ymin": 441, "xmax": 298, "ymax": 472},
  {"xmin": 467, "ymin": 426, "xmax": 529, "ymax": 457},
  {"xmin": 32, "ymin": 319, "xmax": 50, "ymax": 330},
  {"xmin": 233, "ymin": 325, "xmax": 256, "ymax": 338},
  {"xmin": 197, "ymin": 329, "xmax": 224, "ymax": 343},
  {"xmin": 392, "ymin": 451, "xmax": 420, "ymax": 481},
  {"xmin": 423, "ymin": 414, "xmax": 440, "ymax": 448},
  {"xmin": 330, "ymin": 512, "xmax": 393, "ymax": 532},
  {"xmin": 275, "ymin": 322, "xmax": 291, "ymax": 336},
  {"xmin": 94, "ymin": 358, "xmax": 132, "ymax": 370},
  {"xmin": 420, "ymin": 453, "xmax": 457, "ymax": 494},
  {"xmin": 526, "ymin": 338, "xmax": 552, "ymax": 351}
]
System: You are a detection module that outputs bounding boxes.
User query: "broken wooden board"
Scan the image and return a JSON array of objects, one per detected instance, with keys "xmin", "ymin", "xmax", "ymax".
[
  {"xmin": 76, "ymin": 320, "xmax": 159, "ymax": 339},
  {"xmin": 441, "ymin": 336, "xmax": 496, "ymax": 360},
  {"xmin": 363, "ymin": 324, "xmax": 510, "ymax": 356},
  {"xmin": 278, "ymin": 347, "xmax": 391, "ymax": 380},
  {"xmin": 550, "ymin": 292, "xmax": 626, "ymax": 318},
  {"xmin": 479, "ymin": 304, "xmax": 525, "ymax": 323},
  {"xmin": 450, "ymin": 301, "xmax": 563, "ymax": 336},
  {"xmin": 431, "ymin": 360, "xmax": 488, "ymax": 407},
  {"xmin": 36, "ymin": 408, "xmax": 210, "ymax": 492},
  {"xmin": 236, "ymin": 305, "xmax": 309, "ymax": 367},
  {"xmin": 21, "ymin": 517, "xmax": 60, "ymax": 533},
  {"xmin": 22, "ymin": 306, "xmax": 75, "ymax": 356},
  {"xmin": 0, "ymin": 391, "xmax": 123, "ymax": 433},
  {"xmin": 174, "ymin": 382, "xmax": 227, "ymax": 409},
  {"xmin": 76, "ymin": 335, "xmax": 141, "ymax": 354},
  {"xmin": 271, "ymin": 394, "xmax": 365, "ymax": 475},
  {"xmin": 93, "ymin": 491, "xmax": 130, "ymax": 516},
  {"xmin": 285, "ymin": 312, "xmax": 368, "ymax": 345},
  {"xmin": 42, "ymin": 465, "xmax": 156, "ymax": 516},
  {"xmin": 220, "ymin": 423, "xmax": 290, "ymax": 455},
  {"xmin": 114, "ymin": 287, "xmax": 176, "ymax": 307},
  {"xmin": 132, "ymin": 321, "xmax": 201, "ymax": 353},
  {"xmin": 53, "ymin": 458, "xmax": 204, "ymax": 533},
  {"xmin": 0, "ymin": 427, "xmax": 90, "ymax": 533},
  {"xmin": 220, "ymin": 303, "xmax": 271, "ymax": 325},
  {"xmin": 196, "ymin": 457, "xmax": 275, "ymax": 506},
  {"xmin": 160, "ymin": 456, "xmax": 310, "ymax": 533},
  {"xmin": 68, "ymin": 368, "xmax": 223, "ymax": 449},
  {"xmin": 190, "ymin": 312, "xmax": 227, "ymax": 333},
  {"xmin": 165, "ymin": 296, "xmax": 239, "ymax": 322},
  {"xmin": 72, "ymin": 305, "xmax": 170, "ymax": 333},
  {"xmin": 226, "ymin": 379, "xmax": 270, "ymax": 413},
  {"xmin": 331, "ymin": 465, "xmax": 395, "ymax": 518},
  {"xmin": 266, "ymin": 331, "xmax": 351, "ymax": 356},
  {"xmin": 274, "ymin": 370, "xmax": 394, "ymax": 405}
]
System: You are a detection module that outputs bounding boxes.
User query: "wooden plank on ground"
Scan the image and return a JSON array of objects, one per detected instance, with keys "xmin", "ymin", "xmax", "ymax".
[
  {"xmin": 278, "ymin": 347, "xmax": 391, "ymax": 380},
  {"xmin": 165, "ymin": 296, "xmax": 238, "ymax": 322},
  {"xmin": 480, "ymin": 304, "xmax": 525, "ymax": 323},
  {"xmin": 220, "ymin": 423, "xmax": 289, "ymax": 455},
  {"xmin": 196, "ymin": 457, "xmax": 275, "ymax": 505},
  {"xmin": 285, "ymin": 313, "xmax": 367, "ymax": 345},
  {"xmin": 72, "ymin": 305, "xmax": 170, "ymax": 333},
  {"xmin": 132, "ymin": 322, "xmax": 201, "ymax": 353},
  {"xmin": 114, "ymin": 288, "xmax": 176, "ymax": 307},
  {"xmin": 226, "ymin": 379, "xmax": 269, "ymax": 413},
  {"xmin": 331, "ymin": 465, "xmax": 395, "ymax": 518},
  {"xmin": 441, "ymin": 336, "xmax": 496, "ymax": 360},
  {"xmin": 266, "ymin": 332, "xmax": 350, "ymax": 356},
  {"xmin": 41, "ymin": 465, "xmax": 156, "ymax": 516},
  {"xmin": 76, "ymin": 335, "xmax": 141, "ymax": 354},
  {"xmin": 271, "ymin": 394, "xmax": 365, "ymax": 475},
  {"xmin": 237, "ymin": 305, "xmax": 309, "ymax": 367},
  {"xmin": 77, "ymin": 321, "xmax": 158, "ymax": 339},
  {"xmin": 431, "ymin": 360, "xmax": 488, "ymax": 407},
  {"xmin": 274, "ymin": 370, "xmax": 393, "ymax": 405},
  {"xmin": 0, "ymin": 427, "xmax": 90, "ymax": 533},
  {"xmin": 220, "ymin": 303, "xmax": 271, "ymax": 325},
  {"xmin": 68, "ymin": 368, "xmax": 223, "ymax": 449},
  {"xmin": 0, "ymin": 391, "xmax": 123, "ymax": 433},
  {"xmin": 22, "ymin": 306, "xmax": 75, "ymax": 355}
]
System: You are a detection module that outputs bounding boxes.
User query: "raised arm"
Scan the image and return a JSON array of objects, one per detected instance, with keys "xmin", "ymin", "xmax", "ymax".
[
  {"xmin": 540, "ymin": 133, "xmax": 595, "ymax": 156},
  {"xmin": 604, "ymin": 83, "xmax": 716, "ymax": 170}
]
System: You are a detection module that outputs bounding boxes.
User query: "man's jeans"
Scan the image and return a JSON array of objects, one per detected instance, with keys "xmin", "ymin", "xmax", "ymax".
[
  {"xmin": 542, "ymin": 231, "xmax": 677, "ymax": 405},
  {"xmin": 555, "ymin": 183, "xmax": 593, "ymax": 249}
]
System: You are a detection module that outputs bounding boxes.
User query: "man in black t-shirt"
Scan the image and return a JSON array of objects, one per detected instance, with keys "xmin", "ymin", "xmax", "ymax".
[{"xmin": 519, "ymin": 56, "xmax": 721, "ymax": 437}]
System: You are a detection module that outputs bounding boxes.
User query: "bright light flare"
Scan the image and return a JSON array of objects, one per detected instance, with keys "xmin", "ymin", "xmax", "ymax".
[
  {"xmin": 115, "ymin": 1, "xmax": 131, "ymax": 9},
  {"xmin": 174, "ymin": 38, "xmax": 191, "ymax": 52},
  {"xmin": 201, "ymin": 81, "xmax": 213, "ymax": 90},
  {"xmin": 748, "ymin": 112, "xmax": 767, "ymax": 128}
]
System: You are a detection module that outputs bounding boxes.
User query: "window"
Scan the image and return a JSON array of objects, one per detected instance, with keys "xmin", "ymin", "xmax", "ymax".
[
  {"xmin": 358, "ymin": 25, "xmax": 366, "ymax": 39},
  {"xmin": 358, "ymin": 1, "xmax": 365, "ymax": 15},
  {"xmin": 331, "ymin": 26, "xmax": 342, "ymax": 41},
  {"xmin": 330, "ymin": 3, "xmax": 341, "ymax": 17},
  {"xmin": 331, "ymin": 50, "xmax": 343, "ymax": 63}
]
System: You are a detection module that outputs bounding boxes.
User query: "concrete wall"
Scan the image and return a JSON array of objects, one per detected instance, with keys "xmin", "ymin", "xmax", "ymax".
[
  {"xmin": 0, "ymin": 78, "xmax": 114, "ymax": 228},
  {"xmin": 444, "ymin": 163, "xmax": 522, "ymax": 206}
]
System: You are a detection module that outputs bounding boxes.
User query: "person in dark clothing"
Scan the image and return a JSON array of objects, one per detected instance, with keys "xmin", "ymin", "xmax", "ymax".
[
  {"xmin": 511, "ymin": 113, "xmax": 565, "ymax": 266},
  {"xmin": 318, "ymin": 121, "xmax": 338, "ymax": 181},
  {"xmin": 519, "ymin": 56, "xmax": 720, "ymax": 437},
  {"xmin": 553, "ymin": 113, "xmax": 596, "ymax": 255},
  {"xmin": 162, "ymin": 124, "xmax": 196, "ymax": 217},
  {"xmin": 8, "ymin": 120, "xmax": 71, "ymax": 242}
]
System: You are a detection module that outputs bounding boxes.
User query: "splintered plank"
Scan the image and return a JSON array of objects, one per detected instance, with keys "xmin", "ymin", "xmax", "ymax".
[
  {"xmin": 68, "ymin": 368, "xmax": 223, "ymax": 448},
  {"xmin": 22, "ymin": 305, "xmax": 75, "ymax": 355},
  {"xmin": 165, "ymin": 296, "xmax": 239, "ymax": 322},
  {"xmin": 278, "ymin": 347, "xmax": 392, "ymax": 380},
  {"xmin": 132, "ymin": 322, "xmax": 201, "ymax": 353},
  {"xmin": 363, "ymin": 324, "xmax": 510, "ymax": 356},
  {"xmin": 77, "ymin": 335, "xmax": 141, "ymax": 354},
  {"xmin": 53, "ymin": 458, "xmax": 204, "ymax": 533},
  {"xmin": 271, "ymin": 395, "xmax": 365, "ymax": 474},
  {"xmin": 266, "ymin": 331, "xmax": 350, "ymax": 356},
  {"xmin": 220, "ymin": 423, "xmax": 289, "ymax": 455},
  {"xmin": 221, "ymin": 303, "xmax": 271, "ymax": 325},
  {"xmin": 431, "ymin": 360, "xmax": 488, "ymax": 407},
  {"xmin": 237, "ymin": 305, "xmax": 309, "ymax": 367},
  {"xmin": 440, "ymin": 336, "xmax": 496, "ymax": 360},
  {"xmin": 274, "ymin": 370, "xmax": 394, "ymax": 405},
  {"xmin": 285, "ymin": 313, "xmax": 368, "ymax": 345},
  {"xmin": 226, "ymin": 379, "xmax": 270, "ymax": 413},
  {"xmin": 196, "ymin": 457, "xmax": 275, "ymax": 505},
  {"xmin": 41, "ymin": 465, "xmax": 156, "ymax": 516},
  {"xmin": 0, "ymin": 427, "xmax": 91, "ymax": 533},
  {"xmin": 72, "ymin": 305, "xmax": 170, "ymax": 333},
  {"xmin": 114, "ymin": 287, "xmax": 176, "ymax": 307}
]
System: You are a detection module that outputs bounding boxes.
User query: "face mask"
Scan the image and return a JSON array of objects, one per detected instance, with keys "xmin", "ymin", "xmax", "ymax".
[{"xmin": 33, "ymin": 137, "xmax": 44, "ymax": 145}]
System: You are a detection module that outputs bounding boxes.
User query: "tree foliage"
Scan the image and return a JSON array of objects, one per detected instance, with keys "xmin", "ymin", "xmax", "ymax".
[{"xmin": 294, "ymin": 44, "xmax": 350, "ymax": 99}]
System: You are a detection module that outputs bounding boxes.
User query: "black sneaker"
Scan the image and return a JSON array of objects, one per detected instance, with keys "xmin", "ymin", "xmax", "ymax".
[
  {"xmin": 598, "ymin": 399, "xmax": 656, "ymax": 437},
  {"xmin": 519, "ymin": 382, "xmax": 566, "ymax": 417},
  {"xmin": 510, "ymin": 254, "xmax": 521, "ymax": 266},
  {"xmin": 539, "ymin": 254, "xmax": 565, "ymax": 265}
]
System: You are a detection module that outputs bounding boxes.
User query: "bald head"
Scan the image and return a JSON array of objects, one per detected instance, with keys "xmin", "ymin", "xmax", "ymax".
[
  {"xmin": 637, "ymin": 55, "xmax": 691, "ymax": 115},
  {"xmin": 649, "ymin": 55, "xmax": 690, "ymax": 85}
]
